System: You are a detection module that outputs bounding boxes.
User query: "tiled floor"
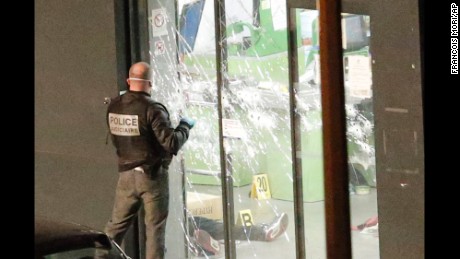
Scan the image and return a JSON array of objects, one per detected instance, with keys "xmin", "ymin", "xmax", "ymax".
[{"xmin": 187, "ymin": 184, "xmax": 380, "ymax": 259}]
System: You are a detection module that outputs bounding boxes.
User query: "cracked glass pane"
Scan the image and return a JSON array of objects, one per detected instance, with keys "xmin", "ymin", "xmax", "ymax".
[{"xmin": 147, "ymin": 0, "xmax": 379, "ymax": 258}]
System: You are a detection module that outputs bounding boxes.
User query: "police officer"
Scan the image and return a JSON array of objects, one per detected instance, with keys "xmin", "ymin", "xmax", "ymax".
[{"xmin": 104, "ymin": 62, "xmax": 195, "ymax": 259}]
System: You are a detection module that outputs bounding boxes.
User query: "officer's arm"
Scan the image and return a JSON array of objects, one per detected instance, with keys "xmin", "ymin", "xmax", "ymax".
[{"xmin": 149, "ymin": 106, "xmax": 190, "ymax": 155}]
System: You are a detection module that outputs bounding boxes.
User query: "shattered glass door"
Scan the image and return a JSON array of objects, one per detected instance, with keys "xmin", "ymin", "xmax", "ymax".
[
  {"xmin": 175, "ymin": 0, "xmax": 299, "ymax": 257},
  {"xmin": 289, "ymin": 1, "xmax": 379, "ymax": 258},
  {"xmin": 146, "ymin": 0, "xmax": 380, "ymax": 258}
]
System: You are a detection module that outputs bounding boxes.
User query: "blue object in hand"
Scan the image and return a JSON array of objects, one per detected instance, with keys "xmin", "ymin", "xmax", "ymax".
[{"xmin": 180, "ymin": 117, "xmax": 196, "ymax": 129}]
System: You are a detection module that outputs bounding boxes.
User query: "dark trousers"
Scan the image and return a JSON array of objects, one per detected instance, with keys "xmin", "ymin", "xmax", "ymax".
[
  {"xmin": 187, "ymin": 216, "xmax": 266, "ymax": 241},
  {"xmin": 105, "ymin": 167, "xmax": 169, "ymax": 259}
]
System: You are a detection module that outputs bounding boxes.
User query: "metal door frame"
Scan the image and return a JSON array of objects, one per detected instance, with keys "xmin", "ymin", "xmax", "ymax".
[
  {"xmin": 287, "ymin": 1, "xmax": 351, "ymax": 258},
  {"xmin": 123, "ymin": 0, "xmax": 426, "ymax": 258}
]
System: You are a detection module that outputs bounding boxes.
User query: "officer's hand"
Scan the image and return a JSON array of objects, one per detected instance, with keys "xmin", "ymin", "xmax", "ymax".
[{"xmin": 180, "ymin": 117, "xmax": 196, "ymax": 129}]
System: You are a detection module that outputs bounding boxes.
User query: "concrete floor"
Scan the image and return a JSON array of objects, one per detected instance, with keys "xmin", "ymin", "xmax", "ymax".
[{"xmin": 188, "ymin": 184, "xmax": 379, "ymax": 259}]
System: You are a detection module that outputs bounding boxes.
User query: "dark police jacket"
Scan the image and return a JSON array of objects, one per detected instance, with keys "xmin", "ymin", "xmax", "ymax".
[{"xmin": 107, "ymin": 90, "xmax": 190, "ymax": 172}]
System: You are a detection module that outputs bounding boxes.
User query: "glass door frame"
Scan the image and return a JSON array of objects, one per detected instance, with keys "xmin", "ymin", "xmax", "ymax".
[
  {"xmin": 124, "ymin": 0, "xmax": 426, "ymax": 258},
  {"xmin": 287, "ymin": 0, "xmax": 352, "ymax": 258}
]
